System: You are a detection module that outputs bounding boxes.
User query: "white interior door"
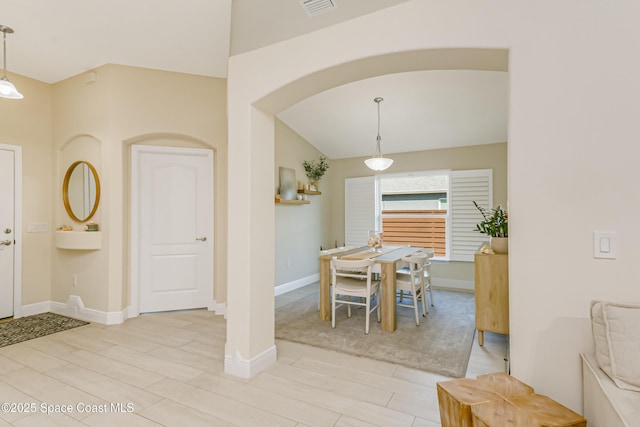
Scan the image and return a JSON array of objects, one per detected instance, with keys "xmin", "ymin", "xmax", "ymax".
[
  {"xmin": 134, "ymin": 146, "xmax": 214, "ymax": 313},
  {"xmin": 0, "ymin": 149, "xmax": 15, "ymax": 319}
]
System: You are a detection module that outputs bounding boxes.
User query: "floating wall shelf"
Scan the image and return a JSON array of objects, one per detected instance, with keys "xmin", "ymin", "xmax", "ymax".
[
  {"xmin": 55, "ymin": 231, "xmax": 102, "ymax": 250},
  {"xmin": 275, "ymin": 197, "xmax": 310, "ymax": 205}
]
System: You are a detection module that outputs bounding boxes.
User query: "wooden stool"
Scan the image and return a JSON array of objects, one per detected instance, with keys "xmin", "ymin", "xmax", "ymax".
[
  {"xmin": 437, "ymin": 373, "xmax": 586, "ymax": 427},
  {"xmin": 476, "ymin": 372, "xmax": 534, "ymax": 398},
  {"xmin": 437, "ymin": 378, "xmax": 503, "ymax": 427},
  {"xmin": 472, "ymin": 394, "xmax": 587, "ymax": 427}
]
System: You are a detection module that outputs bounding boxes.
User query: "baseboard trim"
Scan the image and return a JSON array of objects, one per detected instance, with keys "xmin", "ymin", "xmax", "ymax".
[
  {"xmin": 432, "ymin": 278, "xmax": 474, "ymax": 292},
  {"xmin": 275, "ymin": 274, "xmax": 319, "ymax": 296},
  {"xmin": 209, "ymin": 300, "xmax": 227, "ymax": 318},
  {"xmin": 49, "ymin": 295, "xmax": 130, "ymax": 325},
  {"xmin": 19, "ymin": 301, "xmax": 51, "ymax": 318},
  {"xmin": 224, "ymin": 345, "xmax": 277, "ymax": 379},
  {"xmin": 22, "ymin": 295, "xmax": 227, "ymax": 325},
  {"xmin": 274, "ymin": 275, "xmax": 471, "ymax": 295},
  {"xmin": 21, "ymin": 296, "xmax": 128, "ymax": 325},
  {"xmin": 126, "ymin": 299, "xmax": 227, "ymax": 320}
]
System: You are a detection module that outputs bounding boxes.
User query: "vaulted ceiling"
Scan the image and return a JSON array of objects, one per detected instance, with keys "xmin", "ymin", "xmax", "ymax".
[{"xmin": 1, "ymin": 0, "xmax": 507, "ymax": 159}]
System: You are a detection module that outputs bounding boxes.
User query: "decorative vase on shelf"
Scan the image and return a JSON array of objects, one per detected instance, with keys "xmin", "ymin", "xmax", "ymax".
[
  {"xmin": 303, "ymin": 156, "xmax": 329, "ymax": 193},
  {"xmin": 490, "ymin": 236, "xmax": 508, "ymax": 254}
]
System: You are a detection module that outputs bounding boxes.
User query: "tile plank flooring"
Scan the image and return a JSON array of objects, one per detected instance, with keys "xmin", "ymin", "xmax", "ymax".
[{"xmin": 0, "ymin": 289, "xmax": 507, "ymax": 426}]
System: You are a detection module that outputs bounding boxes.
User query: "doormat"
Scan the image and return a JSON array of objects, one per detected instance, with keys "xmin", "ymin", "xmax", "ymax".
[{"xmin": 0, "ymin": 312, "xmax": 89, "ymax": 348}]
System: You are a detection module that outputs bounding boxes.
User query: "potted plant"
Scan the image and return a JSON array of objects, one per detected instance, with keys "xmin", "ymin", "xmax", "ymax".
[
  {"xmin": 303, "ymin": 156, "xmax": 329, "ymax": 190},
  {"xmin": 473, "ymin": 201, "xmax": 508, "ymax": 253}
]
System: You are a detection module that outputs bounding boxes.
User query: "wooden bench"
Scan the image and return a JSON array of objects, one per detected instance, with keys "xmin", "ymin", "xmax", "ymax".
[{"xmin": 437, "ymin": 372, "xmax": 586, "ymax": 427}]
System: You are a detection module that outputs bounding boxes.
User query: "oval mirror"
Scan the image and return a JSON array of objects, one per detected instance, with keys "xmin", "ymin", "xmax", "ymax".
[{"xmin": 62, "ymin": 161, "xmax": 101, "ymax": 222}]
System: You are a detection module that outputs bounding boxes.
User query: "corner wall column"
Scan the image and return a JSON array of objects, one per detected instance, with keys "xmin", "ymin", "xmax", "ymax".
[{"xmin": 224, "ymin": 104, "xmax": 277, "ymax": 377}]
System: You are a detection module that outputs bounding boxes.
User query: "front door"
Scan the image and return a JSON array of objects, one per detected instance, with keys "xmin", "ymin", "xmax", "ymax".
[
  {"xmin": 0, "ymin": 148, "xmax": 15, "ymax": 319},
  {"xmin": 133, "ymin": 146, "xmax": 214, "ymax": 313}
]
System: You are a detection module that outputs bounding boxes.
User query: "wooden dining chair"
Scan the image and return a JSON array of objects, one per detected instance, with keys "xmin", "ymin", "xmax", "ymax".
[
  {"xmin": 395, "ymin": 252, "xmax": 428, "ymax": 325},
  {"xmin": 397, "ymin": 248, "xmax": 435, "ymax": 308},
  {"xmin": 330, "ymin": 256, "xmax": 380, "ymax": 334},
  {"xmin": 418, "ymin": 248, "xmax": 435, "ymax": 307}
]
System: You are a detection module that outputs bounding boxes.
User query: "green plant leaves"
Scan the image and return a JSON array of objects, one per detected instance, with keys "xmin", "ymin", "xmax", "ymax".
[
  {"xmin": 303, "ymin": 156, "xmax": 329, "ymax": 182},
  {"xmin": 473, "ymin": 201, "xmax": 508, "ymax": 237}
]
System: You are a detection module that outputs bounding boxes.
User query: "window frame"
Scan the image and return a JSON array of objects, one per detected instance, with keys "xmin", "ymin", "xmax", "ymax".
[
  {"xmin": 377, "ymin": 169, "xmax": 451, "ymax": 261},
  {"xmin": 344, "ymin": 168, "xmax": 492, "ymax": 262}
]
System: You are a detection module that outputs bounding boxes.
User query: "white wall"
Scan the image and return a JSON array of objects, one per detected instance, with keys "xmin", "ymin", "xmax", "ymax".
[
  {"xmin": 227, "ymin": 0, "xmax": 640, "ymax": 411},
  {"xmin": 52, "ymin": 65, "xmax": 228, "ymax": 316},
  {"xmin": 0, "ymin": 74, "xmax": 53, "ymax": 307},
  {"xmin": 274, "ymin": 119, "xmax": 331, "ymax": 289}
]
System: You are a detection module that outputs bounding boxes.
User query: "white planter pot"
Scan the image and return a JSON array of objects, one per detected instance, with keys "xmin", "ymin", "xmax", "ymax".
[{"xmin": 490, "ymin": 236, "xmax": 508, "ymax": 254}]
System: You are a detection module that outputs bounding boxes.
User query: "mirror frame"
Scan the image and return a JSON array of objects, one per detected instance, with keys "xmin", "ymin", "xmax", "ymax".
[{"xmin": 62, "ymin": 161, "xmax": 101, "ymax": 223}]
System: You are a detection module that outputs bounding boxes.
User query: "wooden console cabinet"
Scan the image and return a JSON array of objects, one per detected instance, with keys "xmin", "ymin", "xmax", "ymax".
[{"xmin": 474, "ymin": 253, "xmax": 509, "ymax": 345}]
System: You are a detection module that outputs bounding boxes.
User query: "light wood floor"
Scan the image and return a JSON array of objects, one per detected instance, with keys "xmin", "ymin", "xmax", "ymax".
[{"xmin": 0, "ymin": 292, "xmax": 507, "ymax": 426}]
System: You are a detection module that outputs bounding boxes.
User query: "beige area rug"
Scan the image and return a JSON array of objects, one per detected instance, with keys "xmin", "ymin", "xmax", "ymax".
[
  {"xmin": 275, "ymin": 286, "xmax": 476, "ymax": 378},
  {"xmin": 0, "ymin": 313, "xmax": 89, "ymax": 348}
]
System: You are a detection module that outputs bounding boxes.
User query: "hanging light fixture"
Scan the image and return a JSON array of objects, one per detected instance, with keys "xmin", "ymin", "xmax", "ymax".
[
  {"xmin": 0, "ymin": 25, "xmax": 23, "ymax": 100},
  {"xmin": 364, "ymin": 97, "xmax": 393, "ymax": 171}
]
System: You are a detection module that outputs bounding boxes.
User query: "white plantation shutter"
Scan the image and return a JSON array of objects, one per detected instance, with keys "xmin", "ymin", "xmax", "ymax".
[
  {"xmin": 345, "ymin": 176, "xmax": 377, "ymax": 246},
  {"xmin": 450, "ymin": 169, "xmax": 493, "ymax": 261}
]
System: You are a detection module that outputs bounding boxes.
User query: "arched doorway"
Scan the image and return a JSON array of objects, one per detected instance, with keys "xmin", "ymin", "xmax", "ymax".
[{"xmin": 224, "ymin": 47, "xmax": 509, "ymax": 378}]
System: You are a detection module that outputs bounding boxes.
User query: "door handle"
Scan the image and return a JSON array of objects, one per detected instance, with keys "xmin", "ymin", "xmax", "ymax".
[
  {"xmin": 196, "ymin": 237, "xmax": 207, "ymax": 242},
  {"xmin": 1, "ymin": 240, "xmax": 11, "ymax": 246}
]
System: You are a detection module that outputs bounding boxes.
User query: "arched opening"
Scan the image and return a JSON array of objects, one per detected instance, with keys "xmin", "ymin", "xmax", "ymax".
[{"xmin": 225, "ymin": 47, "xmax": 509, "ymax": 378}]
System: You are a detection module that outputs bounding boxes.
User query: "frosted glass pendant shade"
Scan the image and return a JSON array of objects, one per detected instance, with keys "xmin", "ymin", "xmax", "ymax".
[
  {"xmin": 0, "ymin": 25, "xmax": 23, "ymax": 100},
  {"xmin": 364, "ymin": 156, "xmax": 393, "ymax": 171},
  {"xmin": 0, "ymin": 77, "xmax": 23, "ymax": 99}
]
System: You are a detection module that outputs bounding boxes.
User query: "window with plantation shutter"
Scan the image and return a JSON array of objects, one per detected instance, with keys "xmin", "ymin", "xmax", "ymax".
[
  {"xmin": 450, "ymin": 169, "xmax": 493, "ymax": 261},
  {"xmin": 344, "ymin": 176, "xmax": 377, "ymax": 247},
  {"xmin": 379, "ymin": 171, "xmax": 449, "ymax": 258},
  {"xmin": 344, "ymin": 170, "xmax": 492, "ymax": 261}
]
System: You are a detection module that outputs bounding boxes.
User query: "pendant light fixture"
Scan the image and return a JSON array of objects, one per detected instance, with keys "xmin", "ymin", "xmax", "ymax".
[
  {"xmin": 0, "ymin": 25, "xmax": 23, "ymax": 100},
  {"xmin": 364, "ymin": 97, "xmax": 393, "ymax": 171}
]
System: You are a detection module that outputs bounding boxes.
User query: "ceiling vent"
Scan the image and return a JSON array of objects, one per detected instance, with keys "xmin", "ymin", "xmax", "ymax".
[{"xmin": 299, "ymin": 0, "xmax": 337, "ymax": 17}]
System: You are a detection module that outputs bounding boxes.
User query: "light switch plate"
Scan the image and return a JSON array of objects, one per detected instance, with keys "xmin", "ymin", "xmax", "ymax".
[{"xmin": 594, "ymin": 231, "xmax": 616, "ymax": 259}]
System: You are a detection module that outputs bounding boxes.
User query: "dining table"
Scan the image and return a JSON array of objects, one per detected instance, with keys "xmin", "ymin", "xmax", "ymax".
[{"xmin": 319, "ymin": 245, "xmax": 424, "ymax": 332}]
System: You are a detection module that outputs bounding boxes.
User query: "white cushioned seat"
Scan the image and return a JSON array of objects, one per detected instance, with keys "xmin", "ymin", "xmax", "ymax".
[
  {"xmin": 584, "ymin": 300, "xmax": 640, "ymax": 426},
  {"xmin": 582, "ymin": 353, "xmax": 639, "ymax": 427},
  {"xmin": 591, "ymin": 300, "xmax": 640, "ymax": 391}
]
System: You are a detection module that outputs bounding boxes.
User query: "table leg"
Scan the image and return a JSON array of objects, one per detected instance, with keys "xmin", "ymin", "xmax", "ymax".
[
  {"xmin": 380, "ymin": 262, "xmax": 397, "ymax": 332},
  {"xmin": 319, "ymin": 257, "xmax": 331, "ymax": 320}
]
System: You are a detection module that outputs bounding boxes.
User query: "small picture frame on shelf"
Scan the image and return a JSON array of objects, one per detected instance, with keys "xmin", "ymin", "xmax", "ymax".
[{"xmin": 279, "ymin": 167, "xmax": 296, "ymax": 200}]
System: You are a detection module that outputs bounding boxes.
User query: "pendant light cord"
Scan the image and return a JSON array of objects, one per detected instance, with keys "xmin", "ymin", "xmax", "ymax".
[
  {"xmin": 377, "ymin": 99, "xmax": 381, "ymax": 138},
  {"xmin": 375, "ymin": 97, "xmax": 383, "ymax": 157},
  {"xmin": 2, "ymin": 30, "xmax": 7, "ymax": 78}
]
